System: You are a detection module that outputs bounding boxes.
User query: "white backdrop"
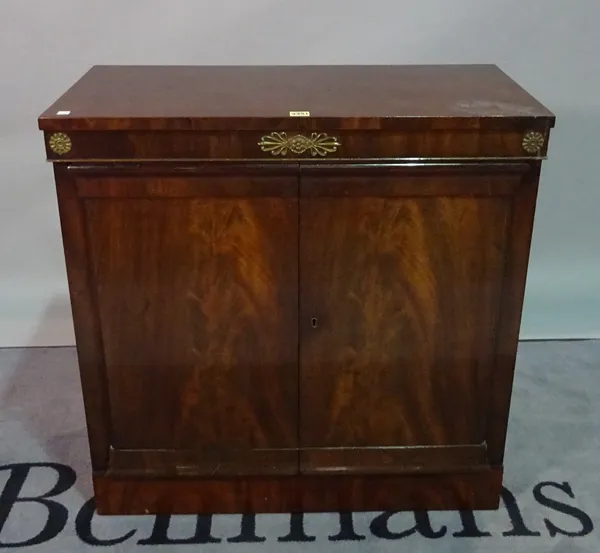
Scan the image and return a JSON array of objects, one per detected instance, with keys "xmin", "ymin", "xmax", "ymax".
[{"xmin": 1, "ymin": 0, "xmax": 599, "ymax": 347}]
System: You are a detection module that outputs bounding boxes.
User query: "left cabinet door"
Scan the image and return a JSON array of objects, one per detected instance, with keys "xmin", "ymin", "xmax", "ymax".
[{"xmin": 56, "ymin": 164, "xmax": 299, "ymax": 477}]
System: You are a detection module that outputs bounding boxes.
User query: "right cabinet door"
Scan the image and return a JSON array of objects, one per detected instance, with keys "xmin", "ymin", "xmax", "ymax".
[{"xmin": 299, "ymin": 162, "xmax": 537, "ymax": 475}]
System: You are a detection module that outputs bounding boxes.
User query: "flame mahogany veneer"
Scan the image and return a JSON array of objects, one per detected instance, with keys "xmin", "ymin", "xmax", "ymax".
[{"xmin": 39, "ymin": 65, "xmax": 555, "ymax": 514}]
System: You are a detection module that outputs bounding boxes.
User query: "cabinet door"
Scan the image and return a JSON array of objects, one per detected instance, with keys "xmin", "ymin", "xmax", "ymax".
[
  {"xmin": 299, "ymin": 163, "xmax": 535, "ymax": 475},
  {"xmin": 65, "ymin": 165, "xmax": 299, "ymax": 477}
]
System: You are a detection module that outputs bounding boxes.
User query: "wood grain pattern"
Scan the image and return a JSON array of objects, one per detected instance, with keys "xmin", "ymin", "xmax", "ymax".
[
  {"xmin": 79, "ymin": 172, "xmax": 299, "ymax": 476},
  {"xmin": 53, "ymin": 165, "xmax": 111, "ymax": 471},
  {"xmin": 108, "ymin": 448, "xmax": 297, "ymax": 477},
  {"xmin": 300, "ymin": 444, "xmax": 488, "ymax": 475},
  {"xmin": 93, "ymin": 468, "xmax": 503, "ymax": 514},
  {"xmin": 75, "ymin": 174, "xmax": 297, "ymax": 198},
  {"xmin": 42, "ymin": 65, "xmax": 552, "ymax": 513},
  {"xmin": 42, "ymin": 128, "xmax": 551, "ymax": 162},
  {"xmin": 299, "ymin": 162, "xmax": 528, "ymax": 197},
  {"xmin": 486, "ymin": 165, "xmax": 541, "ymax": 464},
  {"xmin": 299, "ymin": 167, "xmax": 518, "ymax": 474},
  {"xmin": 38, "ymin": 65, "xmax": 554, "ymax": 131}
]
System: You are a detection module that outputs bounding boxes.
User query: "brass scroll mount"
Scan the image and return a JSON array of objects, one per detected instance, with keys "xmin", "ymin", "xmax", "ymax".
[{"xmin": 258, "ymin": 132, "xmax": 341, "ymax": 157}]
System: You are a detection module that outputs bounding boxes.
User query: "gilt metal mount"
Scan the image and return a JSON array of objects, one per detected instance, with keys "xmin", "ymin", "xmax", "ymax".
[
  {"xmin": 49, "ymin": 132, "xmax": 72, "ymax": 155},
  {"xmin": 522, "ymin": 131, "xmax": 545, "ymax": 155},
  {"xmin": 258, "ymin": 132, "xmax": 341, "ymax": 157}
]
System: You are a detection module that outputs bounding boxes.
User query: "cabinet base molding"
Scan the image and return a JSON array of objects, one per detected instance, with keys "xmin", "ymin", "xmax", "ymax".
[{"xmin": 93, "ymin": 468, "xmax": 503, "ymax": 514}]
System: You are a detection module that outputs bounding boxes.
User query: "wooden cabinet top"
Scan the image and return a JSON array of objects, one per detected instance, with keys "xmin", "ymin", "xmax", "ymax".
[{"xmin": 38, "ymin": 65, "xmax": 554, "ymax": 132}]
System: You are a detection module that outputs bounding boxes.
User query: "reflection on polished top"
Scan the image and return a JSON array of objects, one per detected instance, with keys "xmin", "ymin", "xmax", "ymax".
[
  {"xmin": 38, "ymin": 64, "xmax": 555, "ymax": 131},
  {"xmin": 39, "ymin": 64, "xmax": 554, "ymax": 515}
]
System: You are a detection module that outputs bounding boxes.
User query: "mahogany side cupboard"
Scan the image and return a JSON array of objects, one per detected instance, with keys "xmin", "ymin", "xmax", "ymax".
[{"xmin": 38, "ymin": 65, "xmax": 555, "ymax": 514}]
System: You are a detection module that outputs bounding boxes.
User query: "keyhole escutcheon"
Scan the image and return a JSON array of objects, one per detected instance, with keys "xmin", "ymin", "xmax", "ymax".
[{"xmin": 311, "ymin": 317, "xmax": 318, "ymax": 329}]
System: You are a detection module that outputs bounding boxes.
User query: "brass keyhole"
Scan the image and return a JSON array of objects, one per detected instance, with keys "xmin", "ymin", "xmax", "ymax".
[{"xmin": 311, "ymin": 317, "xmax": 318, "ymax": 329}]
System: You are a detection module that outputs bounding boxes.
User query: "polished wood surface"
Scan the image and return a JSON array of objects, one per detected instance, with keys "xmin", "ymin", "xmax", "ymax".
[
  {"xmin": 93, "ymin": 468, "xmax": 502, "ymax": 514},
  {"xmin": 38, "ymin": 65, "xmax": 554, "ymax": 131},
  {"xmin": 53, "ymin": 164, "xmax": 111, "ymax": 471},
  {"xmin": 486, "ymin": 164, "xmax": 541, "ymax": 464},
  {"xmin": 79, "ymin": 169, "xmax": 299, "ymax": 476},
  {"xmin": 299, "ymin": 165, "xmax": 523, "ymax": 473},
  {"xmin": 42, "ymin": 128, "xmax": 550, "ymax": 162},
  {"xmin": 300, "ymin": 444, "xmax": 488, "ymax": 475},
  {"xmin": 42, "ymin": 65, "xmax": 553, "ymax": 514}
]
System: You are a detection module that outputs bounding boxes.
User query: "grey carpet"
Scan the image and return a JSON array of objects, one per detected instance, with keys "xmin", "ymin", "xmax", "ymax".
[{"xmin": 0, "ymin": 341, "xmax": 598, "ymax": 551}]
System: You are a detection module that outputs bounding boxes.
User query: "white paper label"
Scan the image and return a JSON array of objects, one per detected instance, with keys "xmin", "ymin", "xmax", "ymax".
[
  {"xmin": 56, "ymin": 110, "xmax": 71, "ymax": 115},
  {"xmin": 289, "ymin": 111, "xmax": 310, "ymax": 117}
]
